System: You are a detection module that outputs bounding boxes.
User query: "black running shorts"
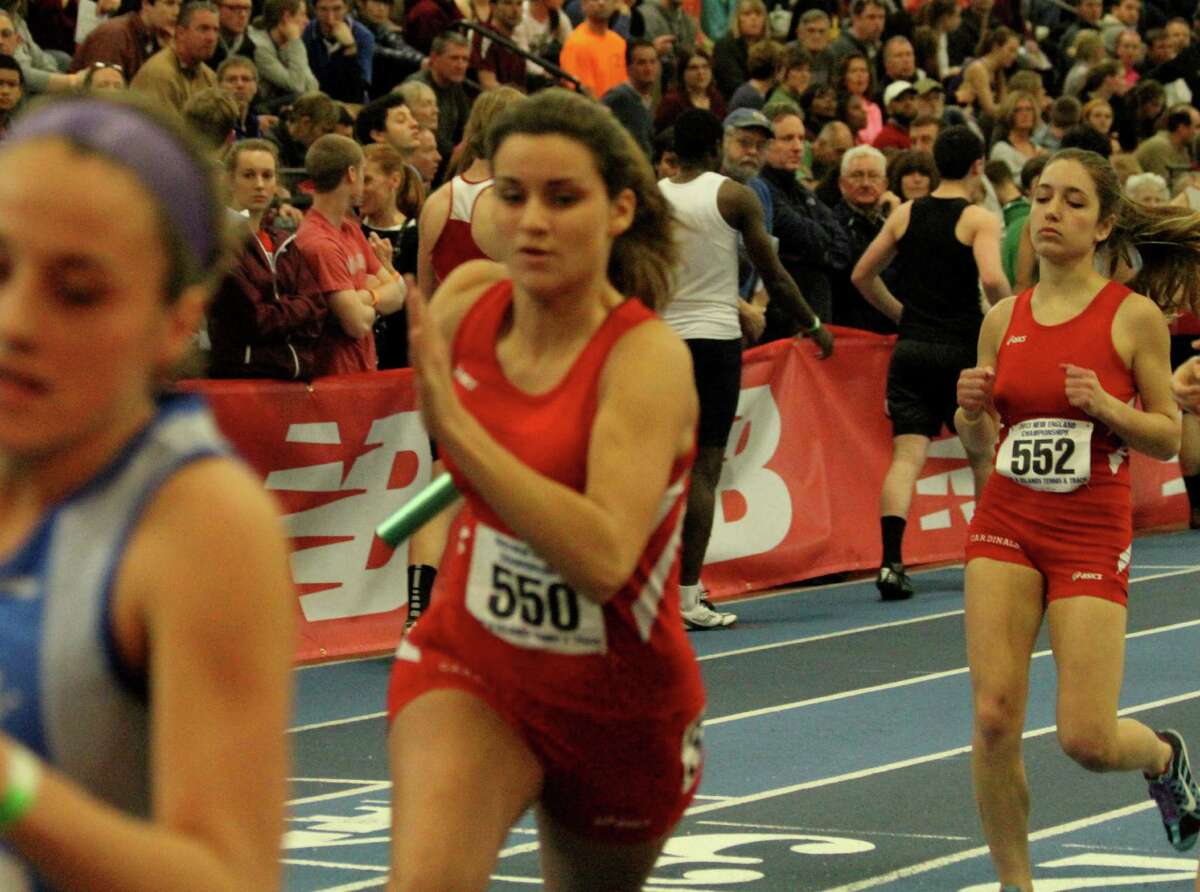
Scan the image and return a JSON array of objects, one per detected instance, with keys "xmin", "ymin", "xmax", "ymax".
[
  {"xmin": 886, "ymin": 339, "xmax": 977, "ymax": 438},
  {"xmin": 686, "ymin": 338, "xmax": 743, "ymax": 449}
]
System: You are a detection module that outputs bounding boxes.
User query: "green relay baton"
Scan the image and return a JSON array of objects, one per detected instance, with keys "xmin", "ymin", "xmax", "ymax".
[{"xmin": 375, "ymin": 473, "xmax": 460, "ymax": 548}]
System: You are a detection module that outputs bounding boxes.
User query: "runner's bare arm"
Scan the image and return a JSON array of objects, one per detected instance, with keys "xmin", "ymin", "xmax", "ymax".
[{"xmin": 410, "ymin": 281, "xmax": 696, "ymax": 603}]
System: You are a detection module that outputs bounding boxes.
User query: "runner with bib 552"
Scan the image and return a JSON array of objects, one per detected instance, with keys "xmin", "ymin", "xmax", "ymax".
[{"xmin": 955, "ymin": 147, "xmax": 1200, "ymax": 892}]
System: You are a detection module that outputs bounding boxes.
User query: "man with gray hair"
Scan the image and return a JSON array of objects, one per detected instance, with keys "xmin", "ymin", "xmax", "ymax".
[
  {"xmin": 131, "ymin": 0, "xmax": 220, "ymax": 111},
  {"xmin": 830, "ymin": 144, "xmax": 897, "ymax": 333}
]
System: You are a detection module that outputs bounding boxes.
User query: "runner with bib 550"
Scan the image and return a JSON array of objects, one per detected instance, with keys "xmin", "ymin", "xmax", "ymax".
[{"xmin": 385, "ymin": 89, "xmax": 706, "ymax": 891}]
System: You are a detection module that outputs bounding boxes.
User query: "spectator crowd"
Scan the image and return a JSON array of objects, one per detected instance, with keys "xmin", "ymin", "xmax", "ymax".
[{"xmin": 1, "ymin": 0, "xmax": 1199, "ymax": 443}]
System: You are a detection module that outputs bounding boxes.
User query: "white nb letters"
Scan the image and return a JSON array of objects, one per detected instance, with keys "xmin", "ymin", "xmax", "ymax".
[{"xmin": 708, "ymin": 386, "xmax": 793, "ymax": 562}]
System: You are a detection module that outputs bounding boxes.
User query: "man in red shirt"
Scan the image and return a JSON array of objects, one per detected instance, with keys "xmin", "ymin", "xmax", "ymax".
[{"xmin": 296, "ymin": 134, "xmax": 407, "ymax": 375}]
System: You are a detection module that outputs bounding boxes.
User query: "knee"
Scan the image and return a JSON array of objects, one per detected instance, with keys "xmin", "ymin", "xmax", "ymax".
[
  {"xmin": 1058, "ymin": 727, "xmax": 1118, "ymax": 772},
  {"xmin": 974, "ymin": 694, "xmax": 1025, "ymax": 750}
]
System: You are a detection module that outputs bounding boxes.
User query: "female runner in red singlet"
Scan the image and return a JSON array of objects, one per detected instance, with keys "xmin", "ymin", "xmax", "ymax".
[
  {"xmin": 956, "ymin": 148, "xmax": 1200, "ymax": 891},
  {"xmin": 387, "ymin": 89, "xmax": 705, "ymax": 890}
]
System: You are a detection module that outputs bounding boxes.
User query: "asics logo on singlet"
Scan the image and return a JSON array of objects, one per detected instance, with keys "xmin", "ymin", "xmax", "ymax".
[
  {"xmin": 1072, "ymin": 571, "xmax": 1103, "ymax": 581},
  {"xmin": 1006, "ymin": 335, "xmax": 1028, "ymax": 346}
]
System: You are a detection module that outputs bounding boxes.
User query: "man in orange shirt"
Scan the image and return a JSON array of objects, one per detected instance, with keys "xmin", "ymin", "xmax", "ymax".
[{"xmin": 559, "ymin": 0, "xmax": 626, "ymax": 97}]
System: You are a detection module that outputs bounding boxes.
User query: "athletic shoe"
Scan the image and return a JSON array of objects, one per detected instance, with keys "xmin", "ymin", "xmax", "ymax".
[
  {"xmin": 682, "ymin": 600, "xmax": 737, "ymax": 630},
  {"xmin": 876, "ymin": 563, "xmax": 914, "ymax": 601},
  {"xmin": 1146, "ymin": 729, "xmax": 1200, "ymax": 851}
]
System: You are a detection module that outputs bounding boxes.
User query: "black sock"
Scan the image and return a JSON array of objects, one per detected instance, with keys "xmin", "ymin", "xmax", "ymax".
[
  {"xmin": 1185, "ymin": 474, "xmax": 1200, "ymax": 512},
  {"xmin": 881, "ymin": 515, "xmax": 907, "ymax": 567},
  {"xmin": 407, "ymin": 564, "xmax": 437, "ymax": 613}
]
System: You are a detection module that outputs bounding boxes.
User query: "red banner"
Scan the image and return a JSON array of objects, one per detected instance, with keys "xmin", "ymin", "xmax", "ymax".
[{"xmin": 184, "ymin": 329, "xmax": 1188, "ymax": 662}]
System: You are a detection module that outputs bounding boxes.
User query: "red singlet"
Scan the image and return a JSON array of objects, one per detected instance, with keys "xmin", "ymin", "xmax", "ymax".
[
  {"xmin": 966, "ymin": 281, "xmax": 1138, "ymax": 605},
  {"xmin": 388, "ymin": 281, "xmax": 706, "ymax": 842},
  {"xmin": 430, "ymin": 174, "xmax": 493, "ymax": 284}
]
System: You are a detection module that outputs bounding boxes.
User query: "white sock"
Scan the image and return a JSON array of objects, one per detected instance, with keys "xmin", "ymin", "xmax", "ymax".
[{"xmin": 680, "ymin": 583, "xmax": 701, "ymax": 611}]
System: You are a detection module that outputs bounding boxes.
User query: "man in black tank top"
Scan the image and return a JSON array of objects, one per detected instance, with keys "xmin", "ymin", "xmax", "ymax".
[{"xmin": 850, "ymin": 125, "xmax": 1011, "ymax": 599}]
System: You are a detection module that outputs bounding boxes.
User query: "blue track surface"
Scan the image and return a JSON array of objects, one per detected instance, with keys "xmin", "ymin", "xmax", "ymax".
[{"xmin": 284, "ymin": 530, "xmax": 1200, "ymax": 891}]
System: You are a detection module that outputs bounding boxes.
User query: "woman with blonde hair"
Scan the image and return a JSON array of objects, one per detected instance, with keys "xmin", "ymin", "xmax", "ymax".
[
  {"xmin": 421, "ymin": 85, "xmax": 526, "ymax": 296},
  {"xmin": 712, "ymin": 0, "xmax": 768, "ymax": 98}
]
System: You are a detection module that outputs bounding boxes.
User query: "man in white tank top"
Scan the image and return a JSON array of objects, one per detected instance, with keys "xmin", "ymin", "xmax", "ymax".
[{"xmin": 661, "ymin": 108, "xmax": 834, "ymax": 630}]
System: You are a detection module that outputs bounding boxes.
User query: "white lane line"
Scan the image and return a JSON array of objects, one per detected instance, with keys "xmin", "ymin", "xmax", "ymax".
[
  {"xmin": 289, "ymin": 711, "xmax": 387, "ymax": 734},
  {"xmin": 704, "ymin": 616, "xmax": 1200, "ymax": 727},
  {"xmin": 287, "ymin": 781, "xmax": 389, "ymax": 807},
  {"xmin": 696, "ymin": 819, "xmax": 972, "ymax": 841},
  {"xmin": 816, "ymin": 801, "xmax": 1157, "ymax": 892},
  {"xmin": 283, "ymin": 858, "xmax": 386, "ymax": 872},
  {"xmin": 697, "ymin": 610, "xmax": 966, "ymax": 663},
  {"xmin": 499, "ymin": 841, "xmax": 541, "ymax": 858},
  {"xmin": 314, "ymin": 878, "xmax": 387, "ymax": 892},
  {"xmin": 290, "ymin": 776, "xmax": 384, "ymax": 784}
]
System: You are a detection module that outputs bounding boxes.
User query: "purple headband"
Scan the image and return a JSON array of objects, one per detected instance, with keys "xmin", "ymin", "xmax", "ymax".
[{"xmin": 6, "ymin": 99, "xmax": 217, "ymax": 273}]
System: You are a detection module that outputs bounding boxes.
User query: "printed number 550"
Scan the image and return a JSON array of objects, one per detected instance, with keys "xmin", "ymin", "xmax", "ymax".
[{"xmin": 489, "ymin": 565, "xmax": 580, "ymax": 632}]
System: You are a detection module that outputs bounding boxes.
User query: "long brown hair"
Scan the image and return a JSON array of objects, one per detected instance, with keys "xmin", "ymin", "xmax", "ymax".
[
  {"xmin": 1048, "ymin": 148, "xmax": 1200, "ymax": 317},
  {"xmin": 487, "ymin": 89, "xmax": 678, "ymax": 311}
]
